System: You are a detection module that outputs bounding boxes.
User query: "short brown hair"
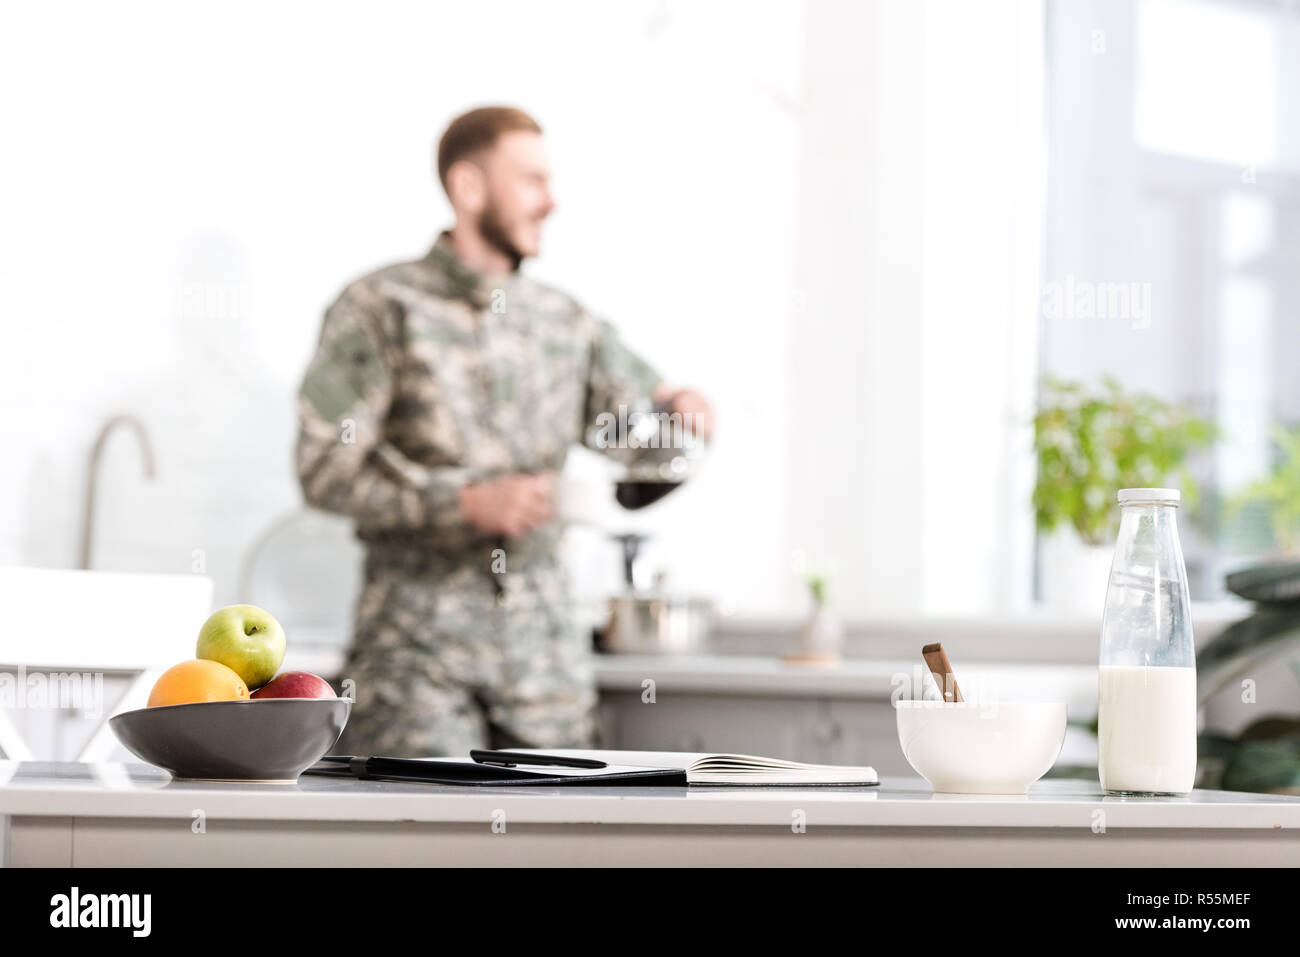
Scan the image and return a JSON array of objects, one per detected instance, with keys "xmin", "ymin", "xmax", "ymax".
[{"xmin": 436, "ymin": 106, "xmax": 542, "ymax": 191}]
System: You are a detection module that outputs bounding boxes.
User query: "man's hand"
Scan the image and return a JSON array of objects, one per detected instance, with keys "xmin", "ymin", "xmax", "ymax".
[
  {"xmin": 458, "ymin": 472, "xmax": 556, "ymax": 537},
  {"xmin": 653, "ymin": 385, "xmax": 716, "ymax": 441}
]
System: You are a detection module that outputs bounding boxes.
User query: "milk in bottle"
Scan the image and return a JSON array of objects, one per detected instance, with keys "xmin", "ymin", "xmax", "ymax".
[{"xmin": 1097, "ymin": 488, "xmax": 1197, "ymax": 795}]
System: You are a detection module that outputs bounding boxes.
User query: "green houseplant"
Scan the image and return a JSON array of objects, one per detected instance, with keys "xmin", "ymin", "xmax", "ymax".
[
  {"xmin": 1033, "ymin": 376, "xmax": 1215, "ymax": 546},
  {"xmin": 1227, "ymin": 425, "xmax": 1300, "ymax": 553}
]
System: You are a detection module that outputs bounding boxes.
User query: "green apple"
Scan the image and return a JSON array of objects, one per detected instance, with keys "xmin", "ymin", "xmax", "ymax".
[{"xmin": 196, "ymin": 604, "xmax": 286, "ymax": 690}]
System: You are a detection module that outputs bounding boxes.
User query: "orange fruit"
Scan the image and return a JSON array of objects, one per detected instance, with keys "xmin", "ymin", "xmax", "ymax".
[{"xmin": 148, "ymin": 659, "xmax": 250, "ymax": 707}]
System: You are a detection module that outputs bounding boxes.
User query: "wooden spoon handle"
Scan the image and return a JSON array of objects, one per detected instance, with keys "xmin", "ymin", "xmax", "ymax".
[{"xmin": 922, "ymin": 642, "xmax": 964, "ymax": 702}]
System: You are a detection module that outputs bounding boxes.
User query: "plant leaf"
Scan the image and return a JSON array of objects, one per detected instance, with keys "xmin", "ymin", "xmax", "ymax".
[{"xmin": 1221, "ymin": 740, "xmax": 1300, "ymax": 794}]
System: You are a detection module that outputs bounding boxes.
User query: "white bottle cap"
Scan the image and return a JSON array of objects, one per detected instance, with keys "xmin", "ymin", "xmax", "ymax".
[{"xmin": 1117, "ymin": 487, "xmax": 1181, "ymax": 504}]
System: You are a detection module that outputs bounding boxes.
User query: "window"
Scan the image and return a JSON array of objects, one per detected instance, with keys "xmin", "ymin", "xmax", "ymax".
[{"xmin": 1043, "ymin": 0, "xmax": 1300, "ymax": 597}]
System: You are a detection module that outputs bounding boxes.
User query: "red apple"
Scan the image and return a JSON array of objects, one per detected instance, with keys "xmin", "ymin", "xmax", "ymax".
[{"xmin": 250, "ymin": 671, "xmax": 336, "ymax": 699}]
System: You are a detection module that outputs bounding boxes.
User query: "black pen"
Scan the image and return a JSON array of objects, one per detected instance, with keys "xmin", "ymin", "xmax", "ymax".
[{"xmin": 470, "ymin": 749, "xmax": 607, "ymax": 769}]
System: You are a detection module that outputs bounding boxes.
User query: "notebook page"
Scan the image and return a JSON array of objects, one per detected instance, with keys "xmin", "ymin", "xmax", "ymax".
[{"xmin": 513, "ymin": 750, "xmax": 876, "ymax": 782}]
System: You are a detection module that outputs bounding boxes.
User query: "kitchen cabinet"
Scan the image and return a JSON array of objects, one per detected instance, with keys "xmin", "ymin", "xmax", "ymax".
[
  {"xmin": 597, "ymin": 692, "xmax": 909, "ymax": 773},
  {"xmin": 597, "ymin": 693, "xmax": 823, "ymax": 761},
  {"xmin": 821, "ymin": 699, "xmax": 907, "ymax": 771}
]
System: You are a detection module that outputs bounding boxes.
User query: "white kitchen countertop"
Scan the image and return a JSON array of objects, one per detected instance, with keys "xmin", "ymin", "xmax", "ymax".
[{"xmin": 3, "ymin": 761, "xmax": 1298, "ymax": 830}]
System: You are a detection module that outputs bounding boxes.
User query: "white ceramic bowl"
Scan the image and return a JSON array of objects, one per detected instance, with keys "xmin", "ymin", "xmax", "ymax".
[{"xmin": 896, "ymin": 700, "xmax": 1067, "ymax": 794}]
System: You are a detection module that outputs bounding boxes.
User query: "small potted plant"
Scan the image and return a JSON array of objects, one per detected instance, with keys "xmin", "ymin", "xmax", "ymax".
[
  {"xmin": 786, "ymin": 557, "xmax": 843, "ymax": 664},
  {"xmin": 1033, "ymin": 376, "xmax": 1214, "ymax": 609}
]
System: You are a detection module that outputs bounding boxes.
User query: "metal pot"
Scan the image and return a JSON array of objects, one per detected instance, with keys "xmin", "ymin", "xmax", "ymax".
[
  {"xmin": 594, "ymin": 532, "xmax": 714, "ymax": 654},
  {"xmin": 598, "ymin": 593, "xmax": 714, "ymax": 655}
]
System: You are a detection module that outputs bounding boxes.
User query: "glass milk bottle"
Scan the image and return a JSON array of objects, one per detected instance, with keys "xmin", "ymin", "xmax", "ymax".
[{"xmin": 1097, "ymin": 488, "xmax": 1197, "ymax": 796}]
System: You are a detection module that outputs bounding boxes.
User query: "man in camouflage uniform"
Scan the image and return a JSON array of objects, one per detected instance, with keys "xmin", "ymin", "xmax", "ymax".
[{"xmin": 295, "ymin": 107, "xmax": 712, "ymax": 757}]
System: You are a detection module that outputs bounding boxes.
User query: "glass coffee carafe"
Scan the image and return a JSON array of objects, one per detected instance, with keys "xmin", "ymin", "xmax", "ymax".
[{"xmin": 605, "ymin": 397, "xmax": 707, "ymax": 510}]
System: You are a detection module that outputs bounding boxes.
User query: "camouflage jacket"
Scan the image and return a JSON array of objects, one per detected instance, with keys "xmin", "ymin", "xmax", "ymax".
[{"xmin": 295, "ymin": 232, "xmax": 663, "ymax": 566}]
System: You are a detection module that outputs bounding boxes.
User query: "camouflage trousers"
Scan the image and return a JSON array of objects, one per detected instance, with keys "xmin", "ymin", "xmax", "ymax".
[{"xmin": 331, "ymin": 541, "xmax": 597, "ymax": 758}]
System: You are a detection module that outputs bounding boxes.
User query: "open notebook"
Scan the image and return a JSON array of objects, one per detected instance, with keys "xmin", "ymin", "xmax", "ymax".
[
  {"xmin": 304, "ymin": 750, "xmax": 877, "ymax": 787},
  {"xmin": 511, "ymin": 749, "xmax": 878, "ymax": 786}
]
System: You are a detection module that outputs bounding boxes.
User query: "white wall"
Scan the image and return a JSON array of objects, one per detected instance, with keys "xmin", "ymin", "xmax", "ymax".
[{"xmin": 1, "ymin": 0, "xmax": 1042, "ymax": 625}]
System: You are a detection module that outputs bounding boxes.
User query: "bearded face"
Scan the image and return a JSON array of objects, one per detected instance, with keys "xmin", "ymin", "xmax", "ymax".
[
  {"xmin": 470, "ymin": 131, "xmax": 555, "ymax": 267},
  {"xmin": 478, "ymin": 194, "xmax": 527, "ymax": 271}
]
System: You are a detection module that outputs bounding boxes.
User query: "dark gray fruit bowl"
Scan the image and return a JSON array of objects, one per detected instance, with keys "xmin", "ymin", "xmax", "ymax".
[{"xmin": 110, "ymin": 698, "xmax": 351, "ymax": 782}]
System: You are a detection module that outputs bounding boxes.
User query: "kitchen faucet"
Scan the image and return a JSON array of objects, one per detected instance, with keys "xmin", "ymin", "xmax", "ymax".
[{"xmin": 79, "ymin": 415, "xmax": 156, "ymax": 569}]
